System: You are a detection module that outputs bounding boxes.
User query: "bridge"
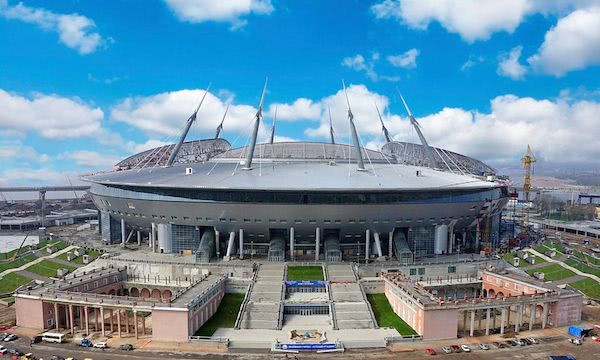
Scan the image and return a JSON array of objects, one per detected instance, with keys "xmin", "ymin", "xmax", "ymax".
[{"xmin": 0, "ymin": 185, "xmax": 91, "ymax": 227}]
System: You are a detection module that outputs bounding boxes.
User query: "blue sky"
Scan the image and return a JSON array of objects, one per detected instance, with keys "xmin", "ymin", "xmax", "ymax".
[{"xmin": 1, "ymin": 0, "xmax": 600, "ymax": 185}]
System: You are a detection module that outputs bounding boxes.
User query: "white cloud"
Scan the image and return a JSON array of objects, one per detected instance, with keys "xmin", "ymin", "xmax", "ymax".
[
  {"xmin": 59, "ymin": 150, "xmax": 122, "ymax": 169},
  {"xmin": 111, "ymin": 89, "xmax": 258, "ymax": 138},
  {"xmin": 0, "ymin": 140, "xmax": 47, "ymax": 163},
  {"xmin": 371, "ymin": 0, "xmax": 595, "ymax": 43},
  {"xmin": 342, "ymin": 54, "xmax": 379, "ymax": 81},
  {"xmin": 497, "ymin": 46, "xmax": 527, "ymax": 80},
  {"xmin": 163, "ymin": 0, "xmax": 273, "ymax": 29},
  {"xmin": 528, "ymin": 7, "xmax": 600, "ymax": 76},
  {"xmin": 0, "ymin": 0, "xmax": 105, "ymax": 54},
  {"xmin": 0, "ymin": 89, "xmax": 103, "ymax": 139},
  {"xmin": 0, "ymin": 167, "xmax": 83, "ymax": 187},
  {"xmin": 266, "ymin": 98, "xmax": 321, "ymax": 121},
  {"xmin": 387, "ymin": 48, "xmax": 419, "ymax": 68},
  {"xmin": 461, "ymin": 55, "xmax": 485, "ymax": 71}
]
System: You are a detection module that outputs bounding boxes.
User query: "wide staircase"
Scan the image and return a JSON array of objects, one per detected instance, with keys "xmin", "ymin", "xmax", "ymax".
[
  {"xmin": 238, "ymin": 263, "xmax": 285, "ymax": 329},
  {"xmin": 327, "ymin": 264, "xmax": 376, "ymax": 329}
]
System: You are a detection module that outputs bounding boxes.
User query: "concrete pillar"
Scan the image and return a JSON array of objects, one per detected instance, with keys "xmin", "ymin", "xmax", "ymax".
[
  {"xmin": 117, "ymin": 310, "xmax": 121, "ymax": 337},
  {"xmin": 69, "ymin": 305, "xmax": 74, "ymax": 335},
  {"xmin": 388, "ymin": 231, "xmax": 393, "ymax": 258},
  {"xmin": 121, "ymin": 218, "xmax": 126, "ymax": 247},
  {"xmin": 290, "ymin": 227, "xmax": 295, "ymax": 261},
  {"xmin": 93, "ymin": 307, "xmax": 98, "ymax": 331},
  {"xmin": 215, "ymin": 229, "xmax": 220, "ymax": 258},
  {"xmin": 529, "ymin": 303, "xmax": 536, "ymax": 331},
  {"xmin": 110, "ymin": 309, "xmax": 114, "ymax": 333},
  {"xmin": 157, "ymin": 223, "xmax": 171, "ymax": 253},
  {"xmin": 151, "ymin": 223, "xmax": 156, "ymax": 252},
  {"xmin": 137, "ymin": 231, "xmax": 141, "ymax": 246},
  {"xmin": 470, "ymin": 310, "xmax": 476, "ymax": 336},
  {"xmin": 507, "ymin": 305, "xmax": 511, "ymax": 328},
  {"xmin": 315, "ymin": 227, "xmax": 320, "ymax": 261},
  {"xmin": 142, "ymin": 314, "xmax": 146, "ymax": 335},
  {"xmin": 134, "ymin": 311, "xmax": 138, "ymax": 339},
  {"xmin": 373, "ymin": 232, "xmax": 383, "ymax": 258},
  {"xmin": 226, "ymin": 231, "xmax": 235, "ymax": 259},
  {"xmin": 463, "ymin": 311, "xmax": 468, "ymax": 335},
  {"xmin": 500, "ymin": 307, "xmax": 506, "ymax": 334},
  {"xmin": 541, "ymin": 303, "xmax": 548, "ymax": 329},
  {"xmin": 64, "ymin": 304, "xmax": 69, "ymax": 329},
  {"xmin": 54, "ymin": 303, "xmax": 59, "ymax": 330},
  {"xmin": 365, "ymin": 229, "xmax": 370, "ymax": 263},
  {"xmin": 100, "ymin": 307, "xmax": 105, "ymax": 336},
  {"xmin": 239, "ymin": 228, "xmax": 244, "ymax": 259},
  {"xmin": 514, "ymin": 305, "xmax": 521, "ymax": 333},
  {"xmin": 84, "ymin": 306, "xmax": 89, "ymax": 335},
  {"xmin": 125, "ymin": 310, "xmax": 130, "ymax": 334},
  {"xmin": 79, "ymin": 306, "xmax": 84, "ymax": 330},
  {"xmin": 485, "ymin": 308, "xmax": 491, "ymax": 335}
]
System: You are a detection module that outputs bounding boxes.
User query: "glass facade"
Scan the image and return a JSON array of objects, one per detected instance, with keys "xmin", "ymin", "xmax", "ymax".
[
  {"xmin": 100, "ymin": 211, "xmax": 121, "ymax": 244},
  {"xmin": 407, "ymin": 226, "xmax": 435, "ymax": 257},
  {"xmin": 171, "ymin": 224, "xmax": 202, "ymax": 254}
]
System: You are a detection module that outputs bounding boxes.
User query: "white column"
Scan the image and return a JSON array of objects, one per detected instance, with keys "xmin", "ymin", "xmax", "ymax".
[
  {"xmin": 514, "ymin": 305, "xmax": 521, "ymax": 332},
  {"xmin": 529, "ymin": 303, "xmax": 535, "ymax": 331},
  {"xmin": 365, "ymin": 229, "xmax": 370, "ymax": 263},
  {"xmin": 289, "ymin": 227, "xmax": 295, "ymax": 261},
  {"xmin": 157, "ymin": 223, "xmax": 171, "ymax": 253},
  {"xmin": 150, "ymin": 223, "xmax": 156, "ymax": 251},
  {"xmin": 121, "ymin": 218, "xmax": 126, "ymax": 247},
  {"xmin": 485, "ymin": 308, "xmax": 491, "ymax": 335},
  {"xmin": 225, "ymin": 231, "xmax": 235, "ymax": 259},
  {"xmin": 315, "ymin": 227, "xmax": 320, "ymax": 261},
  {"xmin": 388, "ymin": 231, "xmax": 393, "ymax": 258},
  {"xmin": 137, "ymin": 231, "xmax": 141, "ymax": 246},
  {"xmin": 373, "ymin": 232, "xmax": 383, "ymax": 258},
  {"xmin": 215, "ymin": 229, "xmax": 220, "ymax": 259},
  {"xmin": 239, "ymin": 228, "xmax": 244, "ymax": 259},
  {"xmin": 541, "ymin": 303, "xmax": 548, "ymax": 329},
  {"xmin": 500, "ymin": 307, "xmax": 506, "ymax": 334},
  {"xmin": 470, "ymin": 310, "xmax": 475, "ymax": 337}
]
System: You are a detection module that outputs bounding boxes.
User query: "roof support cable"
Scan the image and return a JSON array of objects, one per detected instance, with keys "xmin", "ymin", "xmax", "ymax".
[
  {"xmin": 149, "ymin": 143, "xmax": 176, "ymax": 173},
  {"xmin": 444, "ymin": 149, "xmax": 470, "ymax": 175},
  {"xmin": 442, "ymin": 149, "xmax": 467, "ymax": 176},
  {"xmin": 432, "ymin": 147, "xmax": 454, "ymax": 173}
]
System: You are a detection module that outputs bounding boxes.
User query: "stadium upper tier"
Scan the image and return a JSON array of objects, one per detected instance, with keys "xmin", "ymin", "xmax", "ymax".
[{"xmin": 86, "ymin": 142, "xmax": 499, "ymax": 192}]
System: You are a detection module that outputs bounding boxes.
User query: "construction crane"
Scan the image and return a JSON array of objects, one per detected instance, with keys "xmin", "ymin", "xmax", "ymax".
[{"xmin": 522, "ymin": 145, "xmax": 536, "ymax": 235}]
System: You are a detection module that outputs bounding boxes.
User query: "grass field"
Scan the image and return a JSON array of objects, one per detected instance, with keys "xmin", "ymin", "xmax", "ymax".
[
  {"xmin": 287, "ymin": 266, "xmax": 324, "ymax": 281},
  {"xmin": 57, "ymin": 249, "xmax": 101, "ymax": 264},
  {"xmin": 0, "ymin": 273, "xmax": 32, "ymax": 294},
  {"xmin": 502, "ymin": 252, "xmax": 544, "ymax": 267},
  {"xmin": 570, "ymin": 278, "xmax": 600, "ymax": 299},
  {"xmin": 194, "ymin": 293, "xmax": 245, "ymax": 336},
  {"xmin": 0, "ymin": 254, "xmax": 38, "ymax": 273},
  {"xmin": 26, "ymin": 259, "xmax": 76, "ymax": 278},
  {"xmin": 544, "ymin": 242, "xmax": 566, "ymax": 254},
  {"xmin": 526, "ymin": 263, "xmax": 576, "ymax": 281},
  {"xmin": 367, "ymin": 294, "xmax": 417, "ymax": 336},
  {"xmin": 564, "ymin": 259, "xmax": 600, "ymax": 277},
  {"xmin": 572, "ymin": 251, "xmax": 600, "ymax": 266}
]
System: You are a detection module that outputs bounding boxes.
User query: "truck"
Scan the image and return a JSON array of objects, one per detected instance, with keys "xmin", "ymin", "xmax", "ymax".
[
  {"xmin": 568, "ymin": 325, "xmax": 593, "ymax": 338},
  {"xmin": 79, "ymin": 338, "xmax": 92, "ymax": 347}
]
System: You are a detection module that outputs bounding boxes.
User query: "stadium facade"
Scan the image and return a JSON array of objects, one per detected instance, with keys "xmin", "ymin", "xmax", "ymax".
[{"xmin": 84, "ymin": 87, "xmax": 509, "ymax": 263}]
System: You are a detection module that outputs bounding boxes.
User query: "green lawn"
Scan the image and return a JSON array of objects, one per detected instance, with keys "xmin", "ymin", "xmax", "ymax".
[
  {"xmin": 570, "ymin": 278, "xmax": 600, "ymax": 299},
  {"xmin": 26, "ymin": 259, "xmax": 76, "ymax": 278},
  {"xmin": 287, "ymin": 266, "xmax": 324, "ymax": 281},
  {"xmin": 0, "ymin": 254, "xmax": 38, "ymax": 273},
  {"xmin": 57, "ymin": 249, "xmax": 101, "ymax": 264},
  {"xmin": 51, "ymin": 241, "xmax": 69, "ymax": 251},
  {"xmin": 526, "ymin": 263, "xmax": 576, "ymax": 281},
  {"xmin": 572, "ymin": 251, "xmax": 600, "ymax": 266},
  {"xmin": 544, "ymin": 242, "xmax": 566, "ymax": 254},
  {"xmin": 0, "ymin": 273, "xmax": 32, "ymax": 294},
  {"xmin": 194, "ymin": 293, "xmax": 245, "ymax": 336},
  {"xmin": 367, "ymin": 294, "xmax": 417, "ymax": 335},
  {"xmin": 502, "ymin": 252, "xmax": 544, "ymax": 267},
  {"xmin": 564, "ymin": 259, "xmax": 600, "ymax": 277}
]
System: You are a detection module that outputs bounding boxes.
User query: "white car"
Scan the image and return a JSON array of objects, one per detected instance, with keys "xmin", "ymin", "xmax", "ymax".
[
  {"xmin": 526, "ymin": 337, "xmax": 539, "ymax": 344},
  {"xmin": 461, "ymin": 344, "xmax": 471, "ymax": 352},
  {"xmin": 479, "ymin": 343, "xmax": 489, "ymax": 350},
  {"xmin": 3, "ymin": 334, "xmax": 17, "ymax": 342},
  {"xmin": 93, "ymin": 341, "xmax": 108, "ymax": 348},
  {"xmin": 0, "ymin": 346, "xmax": 7, "ymax": 354},
  {"xmin": 441, "ymin": 346, "xmax": 452, "ymax": 354}
]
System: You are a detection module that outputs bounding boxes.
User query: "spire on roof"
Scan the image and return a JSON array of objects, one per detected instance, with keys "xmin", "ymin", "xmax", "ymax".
[
  {"xmin": 343, "ymin": 80, "xmax": 366, "ymax": 171},
  {"xmin": 243, "ymin": 78, "xmax": 268, "ymax": 170},
  {"xmin": 215, "ymin": 103, "xmax": 229, "ymax": 139}
]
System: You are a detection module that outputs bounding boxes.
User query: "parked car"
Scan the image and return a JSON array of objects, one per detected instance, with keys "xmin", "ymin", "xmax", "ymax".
[
  {"xmin": 521, "ymin": 338, "xmax": 533, "ymax": 345},
  {"xmin": 120, "ymin": 343, "xmax": 134, "ymax": 351},
  {"xmin": 461, "ymin": 344, "xmax": 471, "ymax": 352},
  {"xmin": 0, "ymin": 345, "xmax": 6, "ymax": 354},
  {"xmin": 4, "ymin": 334, "xmax": 17, "ymax": 342},
  {"xmin": 526, "ymin": 337, "xmax": 539, "ymax": 344},
  {"xmin": 31, "ymin": 335, "xmax": 43, "ymax": 344},
  {"xmin": 0, "ymin": 333, "xmax": 7, "ymax": 341},
  {"xmin": 50, "ymin": 356, "xmax": 65, "ymax": 360},
  {"xmin": 80, "ymin": 338, "xmax": 92, "ymax": 347},
  {"xmin": 450, "ymin": 344, "xmax": 461, "ymax": 352},
  {"xmin": 568, "ymin": 338, "xmax": 582, "ymax": 345},
  {"xmin": 425, "ymin": 348, "xmax": 437, "ymax": 356},
  {"xmin": 514, "ymin": 339, "xmax": 526, "ymax": 346},
  {"xmin": 8, "ymin": 348, "xmax": 24, "ymax": 356},
  {"xmin": 479, "ymin": 343, "xmax": 490, "ymax": 350},
  {"xmin": 441, "ymin": 346, "xmax": 452, "ymax": 354},
  {"xmin": 93, "ymin": 341, "xmax": 108, "ymax": 349}
]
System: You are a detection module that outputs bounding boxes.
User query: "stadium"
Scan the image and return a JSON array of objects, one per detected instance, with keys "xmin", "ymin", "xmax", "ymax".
[{"xmin": 83, "ymin": 88, "xmax": 510, "ymax": 264}]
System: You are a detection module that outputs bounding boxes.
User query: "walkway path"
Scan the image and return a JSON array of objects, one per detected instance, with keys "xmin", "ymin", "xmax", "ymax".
[
  {"xmin": 529, "ymin": 248, "xmax": 600, "ymax": 283},
  {"xmin": 0, "ymin": 245, "xmax": 76, "ymax": 278}
]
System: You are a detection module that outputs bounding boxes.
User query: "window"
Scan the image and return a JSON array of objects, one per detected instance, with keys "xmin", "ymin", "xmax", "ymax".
[
  {"xmin": 418, "ymin": 268, "xmax": 425, "ymax": 275},
  {"xmin": 103, "ymin": 278, "xmax": 108, "ymax": 285},
  {"xmin": 409, "ymin": 268, "xmax": 417, "ymax": 276},
  {"xmin": 448, "ymin": 266, "xmax": 456, "ymax": 273},
  {"xmin": 183, "ymin": 216, "xmax": 190, "ymax": 220},
  {"xmin": 244, "ymin": 219, "xmax": 251, "ymax": 223},
  {"xmin": 83, "ymin": 284, "xmax": 89, "ymax": 291}
]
